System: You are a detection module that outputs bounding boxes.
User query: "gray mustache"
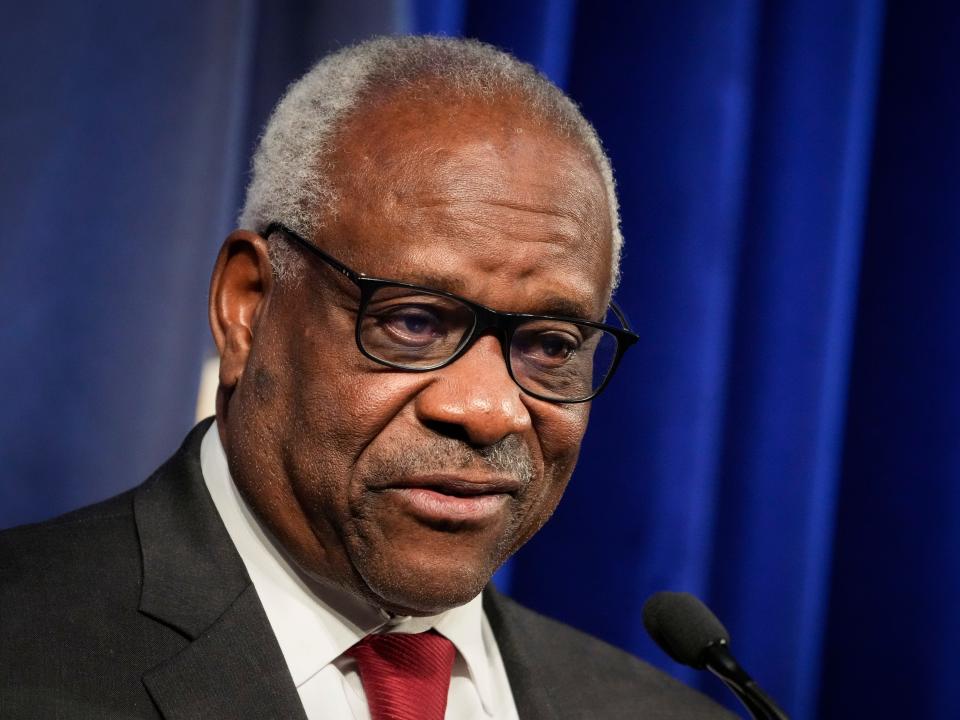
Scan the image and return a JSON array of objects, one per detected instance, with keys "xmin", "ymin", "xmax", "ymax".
[{"xmin": 372, "ymin": 434, "xmax": 533, "ymax": 486}]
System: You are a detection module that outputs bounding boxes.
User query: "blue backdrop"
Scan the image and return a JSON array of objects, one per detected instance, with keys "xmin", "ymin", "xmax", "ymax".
[{"xmin": 2, "ymin": 2, "xmax": 958, "ymax": 718}]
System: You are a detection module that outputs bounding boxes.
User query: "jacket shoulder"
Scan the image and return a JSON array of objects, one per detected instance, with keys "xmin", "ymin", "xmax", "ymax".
[
  {"xmin": 0, "ymin": 487, "xmax": 139, "ymax": 587},
  {"xmin": 0, "ymin": 428, "xmax": 212, "ymax": 718},
  {"xmin": 485, "ymin": 589, "xmax": 738, "ymax": 719}
]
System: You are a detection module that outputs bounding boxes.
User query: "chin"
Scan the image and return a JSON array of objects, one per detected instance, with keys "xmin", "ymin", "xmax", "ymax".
[{"xmin": 356, "ymin": 554, "xmax": 499, "ymax": 616}]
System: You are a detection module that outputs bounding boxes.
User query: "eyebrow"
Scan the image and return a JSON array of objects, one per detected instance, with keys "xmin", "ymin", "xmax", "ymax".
[
  {"xmin": 398, "ymin": 273, "xmax": 468, "ymax": 295},
  {"xmin": 354, "ymin": 258, "xmax": 601, "ymax": 321},
  {"xmin": 401, "ymin": 275, "xmax": 597, "ymax": 320},
  {"xmin": 532, "ymin": 296, "xmax": 598, "ymax": 321}
]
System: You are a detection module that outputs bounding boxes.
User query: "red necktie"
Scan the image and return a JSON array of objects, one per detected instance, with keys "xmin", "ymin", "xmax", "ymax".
[{"xmin": 348, "ymin": 631, "xmax": 456, "ymax": 720}]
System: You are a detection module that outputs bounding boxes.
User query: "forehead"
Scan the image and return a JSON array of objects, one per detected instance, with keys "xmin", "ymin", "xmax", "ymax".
[{"xmin": 320, "ymin": 87, "xmax": 614, "ymax": 317}]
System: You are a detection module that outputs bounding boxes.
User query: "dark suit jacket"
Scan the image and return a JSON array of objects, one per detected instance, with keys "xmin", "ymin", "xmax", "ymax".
[{"xmin": 0, "ymin": 421, "xmax": 735, "ymax": 719}]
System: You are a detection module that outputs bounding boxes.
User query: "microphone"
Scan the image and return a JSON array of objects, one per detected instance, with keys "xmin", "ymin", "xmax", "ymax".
[{"xmin": 642, "ymin": 591, "xmax": 789, "ymax": 720}]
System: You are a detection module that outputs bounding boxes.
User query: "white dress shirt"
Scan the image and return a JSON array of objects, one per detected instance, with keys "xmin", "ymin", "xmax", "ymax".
[{"xmin": 200, "ymin": 423, "xmax": 519, "ymax": 720}]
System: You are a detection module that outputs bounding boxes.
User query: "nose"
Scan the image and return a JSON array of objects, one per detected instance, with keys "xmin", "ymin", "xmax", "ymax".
[{"xmin": 414, "ymin": 334, "xmax": 532, "ymax": 447}]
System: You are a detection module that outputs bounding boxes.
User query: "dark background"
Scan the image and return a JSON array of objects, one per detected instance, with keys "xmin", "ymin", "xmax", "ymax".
[{"xmin": 2, "ymin": 2, "xmax": 958, "ymax": 717}]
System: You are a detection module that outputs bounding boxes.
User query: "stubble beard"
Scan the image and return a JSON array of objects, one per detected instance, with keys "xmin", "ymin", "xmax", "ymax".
[{"xmin": 345, "ymin": 433, "xmax": 537, "ymax": 614}]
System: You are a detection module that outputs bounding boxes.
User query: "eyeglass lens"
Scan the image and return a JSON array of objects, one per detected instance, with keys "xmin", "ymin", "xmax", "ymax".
[{"xmin": 358, "ymin": 285, "xmax": 619, "ymax": 401}]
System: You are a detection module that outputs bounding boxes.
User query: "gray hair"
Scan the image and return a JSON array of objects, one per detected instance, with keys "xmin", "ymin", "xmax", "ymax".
[{"xmin": 239, "ymin": 35, "xmax": 622, "ymax": 288}]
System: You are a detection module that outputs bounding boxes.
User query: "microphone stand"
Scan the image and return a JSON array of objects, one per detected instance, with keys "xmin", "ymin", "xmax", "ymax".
[{"xmin": 701, "ymin": 642, "xmax": 790, "ymax": 720}]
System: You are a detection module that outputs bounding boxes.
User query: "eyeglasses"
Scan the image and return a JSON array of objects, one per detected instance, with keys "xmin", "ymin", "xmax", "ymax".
[{"xmin": 265, "ymin": 223, "xmax": 638, "ymax": 403}]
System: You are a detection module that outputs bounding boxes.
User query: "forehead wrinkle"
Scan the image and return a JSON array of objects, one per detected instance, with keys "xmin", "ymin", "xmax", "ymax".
[
  {"xmin": 411, "ymin": 186, "xmax": 585, "ymax": 224},
  {"xmin": 405, "ymin": 145, "xmax": 604, "ymax": 227},
  {"xmin": 404, "ymin": 157, "xmax": 601, "ymax": 250},
  {"xmin": 412, "ymin": 201, "xmax": 584, "ymax": 252}
]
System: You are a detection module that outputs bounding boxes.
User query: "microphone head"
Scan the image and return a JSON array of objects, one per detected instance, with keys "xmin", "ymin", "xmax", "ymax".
[{"xmin": 642, "ymin": 591, "xmax": 730, "ymax": 669}]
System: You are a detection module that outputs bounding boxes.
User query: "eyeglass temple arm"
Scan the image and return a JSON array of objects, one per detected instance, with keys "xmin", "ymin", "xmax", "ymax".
[
  {"xmin": 610, "ymin": 299, "xmax": 637, "ymax": 336},
  {"xmin": 263, "ymin": 223, "xmax": 361, "ymax": 284}
]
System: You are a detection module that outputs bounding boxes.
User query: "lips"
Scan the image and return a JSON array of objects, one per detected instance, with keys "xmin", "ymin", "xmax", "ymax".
[{"xmin": 377, "ymin": 473, "xmax": 520, "ymax": 524}]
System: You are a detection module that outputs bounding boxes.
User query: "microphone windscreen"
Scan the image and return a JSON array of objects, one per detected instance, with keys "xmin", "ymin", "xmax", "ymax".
[{"xmin": 642, "ymin": 591, "xmax": 730, "ymax": 669}]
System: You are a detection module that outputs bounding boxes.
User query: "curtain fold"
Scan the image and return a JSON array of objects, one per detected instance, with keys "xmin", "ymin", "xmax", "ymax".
[
  {"xmin": 1, "ymin": 0, "xmax": 259, "ymax": 521},
  {"xmin": 819, "ymin": 4, "xmax": 960, "ymax": 717},
  {"xmin": 703, "ymin": 4, "xmax": 884, "ymax": 716}
]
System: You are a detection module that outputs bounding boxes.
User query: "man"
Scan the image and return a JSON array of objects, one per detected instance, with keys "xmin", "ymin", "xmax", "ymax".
[{"xmin": 1, "ymin": 36, "xmax": 734, "ymax": 718}]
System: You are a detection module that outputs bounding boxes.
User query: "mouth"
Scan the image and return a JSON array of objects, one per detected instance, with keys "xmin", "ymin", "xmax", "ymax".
[{"xmin": 378, "ymin": 474, "xmax": 520, "ymax": 524}]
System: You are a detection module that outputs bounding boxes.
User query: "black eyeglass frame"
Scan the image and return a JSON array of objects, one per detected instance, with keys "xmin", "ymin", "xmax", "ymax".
[{"xmin": 265, "ymin": 222, "xmax": 639, "ymax": 403}]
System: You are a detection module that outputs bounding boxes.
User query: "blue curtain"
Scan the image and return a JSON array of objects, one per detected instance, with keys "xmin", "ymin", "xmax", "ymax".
[{"xmin": 2, "ymin": 2, "xmax": 958, "ymax": 717}]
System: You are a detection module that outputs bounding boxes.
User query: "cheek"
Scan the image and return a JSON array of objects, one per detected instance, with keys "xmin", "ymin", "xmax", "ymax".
[
  {"xmin": 278, "ymin": 355, "xmax": 434, "ymax": 570},
  {"xmin": 536, "ymin": 403, "xmax": 589, "ymax": 479},
  {"xmin": 516, "ymin": 404, "xmax": 589, "ymax": 534},
  {"xmin": 283, "ymin": 341, "xmax": 430, "ymax": 510},
  {"xmin": 291, "ymin": 360, "xmax": 425, "ymax": 462}
]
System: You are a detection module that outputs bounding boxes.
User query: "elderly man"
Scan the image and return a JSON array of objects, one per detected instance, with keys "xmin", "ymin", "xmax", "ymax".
[{"xmin": 0, "ymin": 37, "xmax": 733, "ymax": 718}]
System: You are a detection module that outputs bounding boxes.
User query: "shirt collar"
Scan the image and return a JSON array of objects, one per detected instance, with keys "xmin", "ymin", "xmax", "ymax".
[
  {"xmin": 200, "ymin": 423, "xmax": 497, "ymax": 714},
  {"xmin": 375, "ymin": 595, "xmax": 494, "ymax": 714}
]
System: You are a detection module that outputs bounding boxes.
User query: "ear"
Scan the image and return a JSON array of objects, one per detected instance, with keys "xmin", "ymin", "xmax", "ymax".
[{"xmin": 208, "ymin": 230, "xmax": 275, "ymax": 393}]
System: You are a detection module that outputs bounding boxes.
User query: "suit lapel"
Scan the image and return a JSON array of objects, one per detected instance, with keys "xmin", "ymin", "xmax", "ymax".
[
  {"xmin": 484, "ymin": 588, "xmax": 560, "ymax": 720},
  {"xmin": 134, "ymin": 420, "xmax": 307, "ymax": 720},
  {"xmin": 143, "ymin": 585, "xmax": 308, "ymax": 720}
]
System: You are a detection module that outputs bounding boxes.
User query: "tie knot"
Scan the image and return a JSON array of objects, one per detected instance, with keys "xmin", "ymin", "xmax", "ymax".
[{"xmin": 349, "ymin": 631, "xmax": 456, "ymax": 720}]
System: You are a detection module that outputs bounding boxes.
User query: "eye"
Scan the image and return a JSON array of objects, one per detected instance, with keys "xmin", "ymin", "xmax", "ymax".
[
  {"xmin": 515, "ymin": 329, "xmax": 581, "ymax": 368},
  {"xmin": 379, "ymin": 306, "xmax": 445, "ymax": 346},
  {"xmin": 538, "ymin": 334, "xmax": 576, "ymax": 359}
]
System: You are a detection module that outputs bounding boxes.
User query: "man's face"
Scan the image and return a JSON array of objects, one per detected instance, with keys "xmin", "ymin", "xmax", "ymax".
[{"xmin": 217, "ymin": 90, "xmax": 613, "ymax": 615}]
